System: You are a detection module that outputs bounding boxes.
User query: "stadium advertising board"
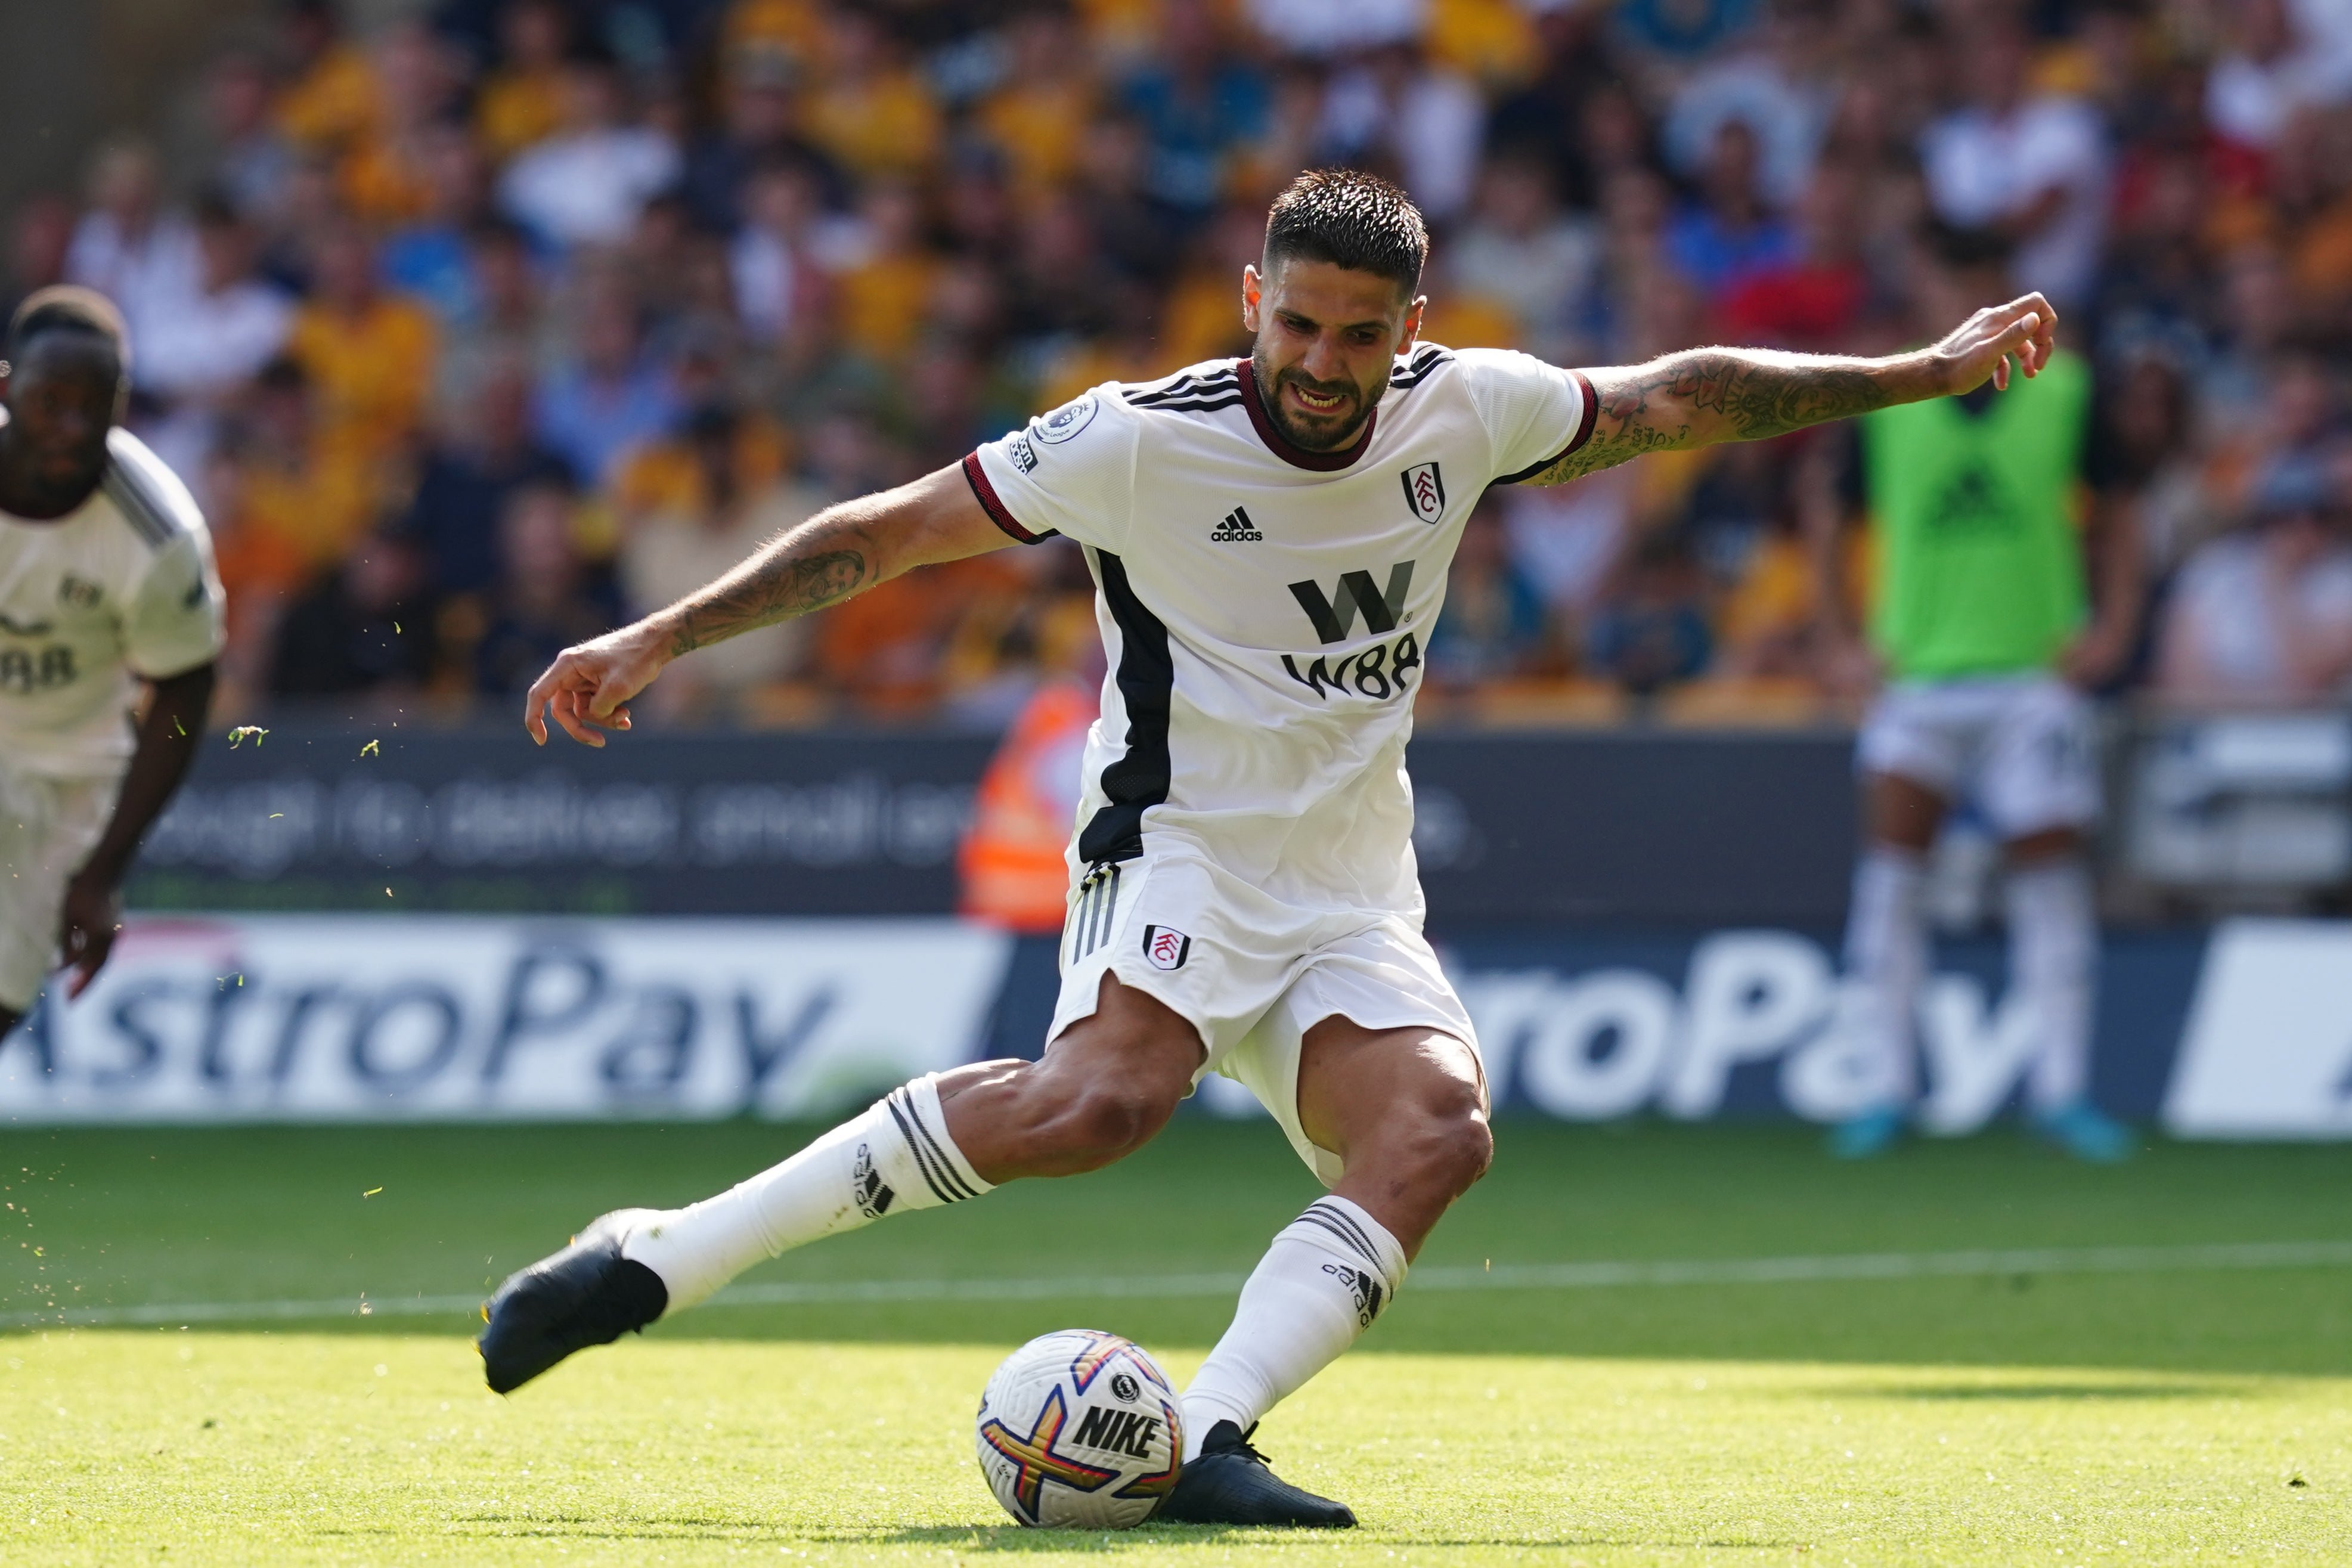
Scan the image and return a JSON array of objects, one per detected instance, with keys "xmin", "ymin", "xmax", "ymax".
[
  {"xmin": 0, "ymin": 916, "xmax": 1011, "ymax": 1123},
  {"xmin": 2162, "ymin": 919, "xmax": 2352, "ymax": 1138},
  {"xmin": 129, "ymin": 725, "xmax": 1855, "ymax": 925},
  {"xmin": 11, "ymin": 915, "xmax": 2347, "ymax": 1133}
]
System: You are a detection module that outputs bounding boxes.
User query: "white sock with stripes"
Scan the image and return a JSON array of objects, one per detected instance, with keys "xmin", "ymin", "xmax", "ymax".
[
  {"xmin": 1179, "ymin": 1196, "xmax": 1407, "ymax": 1459},
  {"xmin": 616, "ymin": 1074, "xmax": 991, "ymax": 1316}
]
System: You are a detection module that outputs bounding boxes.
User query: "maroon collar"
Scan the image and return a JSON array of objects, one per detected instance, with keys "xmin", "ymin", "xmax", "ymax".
[{"xmin": 1238, "ymin": 358, "xmax": 1378, "ymax": 471}]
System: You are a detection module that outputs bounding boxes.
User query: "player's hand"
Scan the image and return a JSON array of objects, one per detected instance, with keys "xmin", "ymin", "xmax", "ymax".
[
  {"xmin": 1819, "ymin": 634, "xmax": 1882, "ymax": 702},
  {"xmin": 55, "ymin": 869, "xmax": 121, "ymax": 999},
  {"xmin": 1931, "ymin": 293, "xmax": 2059, "ymax": 396},
  {"xmin": 523, "ymin": 623, "xmax": 669, "ymax": 747},
  {"xmin": 2060, "ymin": 621, "xmax": 2133, "ymax": 690}
]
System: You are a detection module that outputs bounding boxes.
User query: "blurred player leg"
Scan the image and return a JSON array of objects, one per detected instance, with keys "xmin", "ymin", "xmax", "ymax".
[
  {"xmin": 0, "ymin": 766, "xmax": 110, "ymax": 1045},
  {"xmin": 1830, "ymin": 770, "xmax": 1945, "ymax": 1158},
  {"xmin": 1988, "ymin": 684, "xmax": 2131, "ymax": 1161}
]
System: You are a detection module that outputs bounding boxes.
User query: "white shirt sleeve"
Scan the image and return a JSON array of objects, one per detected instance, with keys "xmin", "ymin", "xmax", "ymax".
[
  {"xmin": 122, "ymin": 524, "xmax": 227, "ymax": 680},
  {"xmin": 1454, "ymin": 348, "xmax": 1598, "ymax": 484},
  {"xmin": 962, "ymin": 386, "xmax": 1138, "ymax": 553}
]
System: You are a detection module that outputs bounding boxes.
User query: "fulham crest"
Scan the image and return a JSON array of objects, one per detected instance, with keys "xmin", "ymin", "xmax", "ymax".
[
  {"xmin": 1400, "ymin": 461, "xmax": 1446, "ymax": 524},
  {"xmin": 1141, "ymin": 925, "xmax": 1191, "ymax": 971}
]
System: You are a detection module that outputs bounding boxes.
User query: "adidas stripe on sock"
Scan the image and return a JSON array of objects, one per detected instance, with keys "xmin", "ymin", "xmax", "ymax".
[
  {"xmin": 620, "ymin": 1073, "xmax": 991, "ymax": 1314},
  {"xmin": 1179, "ymin": 1195, "xmax": 1408, "ymax": 1459}
]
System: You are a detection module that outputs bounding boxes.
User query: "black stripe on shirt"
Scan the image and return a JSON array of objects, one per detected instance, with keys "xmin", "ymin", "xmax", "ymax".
[
  {"xmin": 1124, "ymin": 369, "xmax": 1239, "ymax": 405},
  {"xmin": 1127, "ymin": 395, "xmax": 1245, "ymax": 415},
  {"xmin": 1076, "ymin": 549, "xmax": 1173, "ymax": 865},
  {"xmin": 1389, "ymin": 346, "xmax": 1452, "ymax": 391}
]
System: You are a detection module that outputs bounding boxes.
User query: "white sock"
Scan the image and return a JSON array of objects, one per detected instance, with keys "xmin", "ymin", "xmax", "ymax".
[
  {"xmin": 1179, "ymin": 1195, "xmax": 1406, "ymax": 1461},
  {"xmin": 1842, "ymin": 846, "xmax": 1926, "ymax": 1105},
  {"xmin": 617, "ymin": 1074, "xmax": 991, "ymax": 1315},
  {"xmin": 2006, "ymin": 859, "xmax": 2096, "ymax": 1114}
]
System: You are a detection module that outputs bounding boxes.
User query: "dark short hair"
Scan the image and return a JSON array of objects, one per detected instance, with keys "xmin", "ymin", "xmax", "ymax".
[
  {"xmin": 1263, "ymin": 169, "xmax": 1430, "ymax": 296},
  {"xmin": 1922, "ymin": 219, "xmax": 2012, "ymax": 274},
  {"xmin": 6, "ymin": 285, "xmax": 128, "ymax": 371}
]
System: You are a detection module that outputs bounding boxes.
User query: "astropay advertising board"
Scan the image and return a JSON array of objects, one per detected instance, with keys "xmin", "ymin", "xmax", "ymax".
[
  {"xmin": 0, "ymin": 916, "xmax": 1012, "ymax": 1123},
  {"xmin": 3, "ymin": 913, "xmax": 2348, "ymax": 1133}
]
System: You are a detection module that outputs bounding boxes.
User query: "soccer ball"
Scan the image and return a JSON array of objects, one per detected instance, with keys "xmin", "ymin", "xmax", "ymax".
[{"xmin": 974, "ymin": 1328, "xmax": 1183, "ymax": 1528}]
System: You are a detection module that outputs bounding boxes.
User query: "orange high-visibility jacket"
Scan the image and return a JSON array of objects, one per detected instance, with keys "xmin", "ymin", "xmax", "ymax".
[{"xmin": 958, "ymin": 680, "xmax": 1098, "ymax": 933}]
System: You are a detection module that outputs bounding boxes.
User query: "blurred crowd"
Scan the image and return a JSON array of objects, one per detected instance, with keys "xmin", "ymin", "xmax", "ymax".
[{"xmin": 13, "ymin": 0, "xmax": 2352, "ymax": 727}]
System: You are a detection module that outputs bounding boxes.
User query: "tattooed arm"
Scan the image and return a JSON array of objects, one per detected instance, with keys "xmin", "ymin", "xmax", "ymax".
[
  {"xmin": 524, "ymin": 463, "xmax": 1011, "ymax": 746},
  {"xmin": 1523, "ymin": 293, "xmax": 2060, "ymax": 486}
]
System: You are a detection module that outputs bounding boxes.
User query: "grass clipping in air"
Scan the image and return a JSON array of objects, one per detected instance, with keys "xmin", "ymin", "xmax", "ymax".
[{"xmin": 1, "ymin": 1333, "xmax": 2343, "ymax": 1566}]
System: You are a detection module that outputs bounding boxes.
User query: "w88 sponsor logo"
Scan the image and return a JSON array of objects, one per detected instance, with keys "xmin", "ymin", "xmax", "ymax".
[
  {"xmin": 1281, "ymin": 560, "xmax": 1421, "ymax": 701},
  {"xmin": 1282, "ymin": 631, "xmax": 1421, "ymax": 702}
]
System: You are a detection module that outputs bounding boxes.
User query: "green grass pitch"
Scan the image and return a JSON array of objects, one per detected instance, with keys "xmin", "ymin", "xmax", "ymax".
[{"xmin": 3, "ymin": 1117, "xmax": 2349, "ymax": 1564}]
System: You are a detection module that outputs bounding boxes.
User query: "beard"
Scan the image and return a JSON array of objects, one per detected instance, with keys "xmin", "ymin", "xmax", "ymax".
[{"xmin": 1251, "ymin": 346, "xmax": 1379, "ymax": 452}]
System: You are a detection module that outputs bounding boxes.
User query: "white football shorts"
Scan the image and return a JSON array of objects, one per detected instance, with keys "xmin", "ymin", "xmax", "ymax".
[
  {"xmin": 1857, "ymin": 674, "xmax": 2100, "ymax": 838},
  {"xmin": 1048, "ymin": 842, "xmax": 1478, "ymax": 1185},
  {"xmin": 0, "ymin": 763, "xmax": 118, "ymax": 1012}
]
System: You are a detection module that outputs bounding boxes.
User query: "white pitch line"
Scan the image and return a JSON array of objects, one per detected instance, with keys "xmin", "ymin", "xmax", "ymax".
[{"xmin": 7, "ymin": 1239, "xmax": 2351, "ymax": 1333}]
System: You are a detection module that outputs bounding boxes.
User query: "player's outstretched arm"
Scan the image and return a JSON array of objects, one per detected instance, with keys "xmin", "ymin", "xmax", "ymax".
[
  {"xmin": 523, "ymin": 463, "xmax": 1012, "ymax": 746},
  {"xmin": 1523, "ymin": 293, "xmax": 2059, "ymax": 486}
]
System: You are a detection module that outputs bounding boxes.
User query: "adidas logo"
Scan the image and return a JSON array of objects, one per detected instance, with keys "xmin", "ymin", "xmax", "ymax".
[
  {"xmin": 1322, "ymin": 1262, "xmax": 1384, "ymax": 1327},
  {"xmin": 1208, "ymin": 506, "xmax": 1264, "ymax": 543}
]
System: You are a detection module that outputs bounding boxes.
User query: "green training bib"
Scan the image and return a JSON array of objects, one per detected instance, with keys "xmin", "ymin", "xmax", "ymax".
[{"xmin": 1860, "ymin": 349, "xmax": 2090, "ymax": 681}]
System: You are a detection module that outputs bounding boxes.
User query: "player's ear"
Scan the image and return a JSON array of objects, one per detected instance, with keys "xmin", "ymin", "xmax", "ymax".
[
  {"xmin": 1398, "ymin": 294, "xmax": 1427, "ymax": 353},
  {"xmin": 1241, "ymin": 263, "xmax": 1262, "ymax": 333}
]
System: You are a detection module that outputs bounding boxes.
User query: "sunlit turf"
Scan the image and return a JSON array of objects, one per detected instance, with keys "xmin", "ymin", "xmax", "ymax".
[
  {"xmin": 3, "ymin": 1119, "xmax": 2351, "ymax": 1562},
  {"xmin": 4, "ymin": 1335, "xmax": 2345, "ymax": 1566}
]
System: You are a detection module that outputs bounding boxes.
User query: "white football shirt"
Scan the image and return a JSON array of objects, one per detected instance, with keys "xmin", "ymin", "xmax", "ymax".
[
  {"xmin": 965, "ymin": 345, "xmax": 1594, "ymax": 917},
  {"xmin": 0, "ymin": 425, "xmax": 227, "ymax": 779}
]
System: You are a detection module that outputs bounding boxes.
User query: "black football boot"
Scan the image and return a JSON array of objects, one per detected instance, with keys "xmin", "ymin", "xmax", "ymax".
[
  {"xmin": 478, "ymin": 1211, "xmax": 669, "ymax": 1394},
  {"xmin": 1157, "ymin": 1421, "xmax": 1357, "ymax": 1527}
]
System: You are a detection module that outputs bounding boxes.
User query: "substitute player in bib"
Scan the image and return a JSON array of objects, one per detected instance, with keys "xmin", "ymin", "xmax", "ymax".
[
  {"xmin": 485, "ymin": 172, "xmax": 2061, "ymax": 1524},
  {"xmin": 1812, "ymin": 226, "xmax": 2142, "ymax": 1164},
  {"xmin": 0, "ymin": 288, "xmax": 224, "ymax": 1044}
]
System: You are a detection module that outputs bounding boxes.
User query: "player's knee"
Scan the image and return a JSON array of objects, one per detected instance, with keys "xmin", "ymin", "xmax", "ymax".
[
  {"xmin": 1428, "ymin": 1108, "xmax": 1494, "ymax": 1197},
  {"xmin": 1046, "ymin": 1080, "xmax": 1179, "ymax": 1170}
]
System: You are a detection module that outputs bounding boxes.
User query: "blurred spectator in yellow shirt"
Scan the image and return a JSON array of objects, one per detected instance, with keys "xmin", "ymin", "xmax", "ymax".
[
  {"xmin": 475, "ymin": 0, "xmax": 575, "ymax": 162},
  {"xmin": 289, "ymin": 224, "xmax": 439, "ymax": 470},
  {"xmin": 831, "ymin": 181, "xmax": 941, "ymax": 363},
  {"xmin": 337, "ymin": 19, "xmax": 465, "ymax": 227},
  {"xmin": 804, "ymin": 9, "xmax": 942, "ymax": 180},
  {"xmin": 274, "ymin": 0, "xmax": 380, "ymax": 154},
  {"xmin": 977, "ymin": 5, "xmax": 1099, "ymax": 199},
  {"xmin": 230, "ymin": 356, "xmax": 380, "ymax": 569}
]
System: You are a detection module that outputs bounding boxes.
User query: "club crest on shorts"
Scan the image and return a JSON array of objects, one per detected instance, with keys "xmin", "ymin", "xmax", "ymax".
[
  {"xmin": 1141, "ymin": 925, "xmax": 1191, "ymax": 971},
  {"xmin": 1400, "ymin": 461, "xmax": 1445, "ymax": 525}
]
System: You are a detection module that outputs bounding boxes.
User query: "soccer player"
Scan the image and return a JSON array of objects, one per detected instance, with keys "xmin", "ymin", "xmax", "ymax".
[
  {"xmin": 485, "ymin": 172, "xmax": 2059, "ymax": 1524},
  {"xmin": 0, "ymin": 287, "xmax": 224, "ymax": 1043},
  {"xmin": 1814, "ymin": 224, "xmax": 2141, "ymax": 1163}
]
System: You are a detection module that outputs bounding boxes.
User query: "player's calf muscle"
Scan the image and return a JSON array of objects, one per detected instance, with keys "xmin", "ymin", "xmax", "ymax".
[{"xmin": 941, "ymin": 978, "xmax": 1201, "ymax": 1180}]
